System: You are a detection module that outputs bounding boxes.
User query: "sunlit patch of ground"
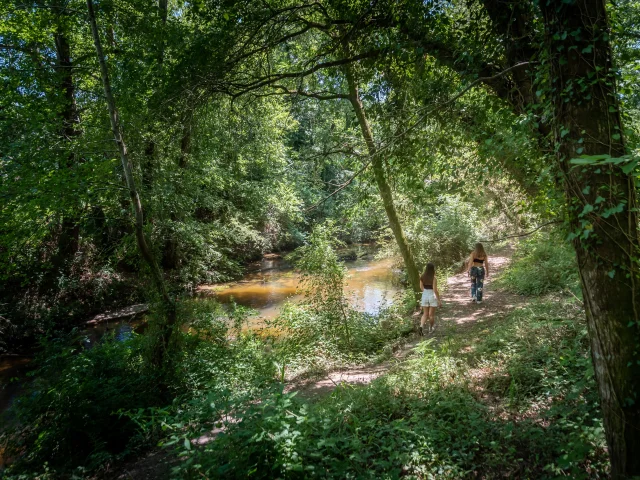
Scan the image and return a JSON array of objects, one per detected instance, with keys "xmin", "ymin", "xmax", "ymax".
[{"xmin": 289, "ymin": 245, "xmax": 527, "ymax": 398}]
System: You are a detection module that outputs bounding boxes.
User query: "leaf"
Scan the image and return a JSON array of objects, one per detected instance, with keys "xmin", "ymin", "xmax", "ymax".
[
  {"xmin": 582, "ymin": 45, "xmax": 593, "ymax": 54},
  {"xmin": 184, "ymin": 438, "xmax": 192, "ymax": 451},
  {"xmin": 621, "ymin": 160, "xmax": 638, "ymax": 175},
  {"xmin": 570, "ymin": 157, "xmax": 597, "ymax": 165},
  {"xmin": 608, "ymin": 270, "xmax": 616, "ymax": 279},
  {"xmin": 602, "ymin": 203, "xmax": 626, "ymax": 218}
]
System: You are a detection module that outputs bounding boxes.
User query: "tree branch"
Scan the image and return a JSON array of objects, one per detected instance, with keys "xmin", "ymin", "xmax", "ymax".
[
  {"xmin": 229, "ymin": 50, "xmax": 380, "ymax": 96},
  {"xmin": 271, "ymin": 84, "xmax": 350, "ymax": 100},
  {"xmin": 478, "ymin": 220, "xmax": 563, "ymax": 242}
]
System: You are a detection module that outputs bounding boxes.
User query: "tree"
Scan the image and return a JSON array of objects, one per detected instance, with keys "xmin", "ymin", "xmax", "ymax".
[
  {"xmin": 539, "ymin": 1, "xmax": 640, "ymax": 476},
  {"xmin": 86, "ymin": 0, "xmax": 176, "ymax": 366},
  {"xmin": 390, "ymin": 0, "xmax": 640, "ymax": 474}
]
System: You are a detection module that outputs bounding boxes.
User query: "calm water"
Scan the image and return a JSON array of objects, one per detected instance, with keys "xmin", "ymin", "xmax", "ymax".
[
  {"xmin": 0, "ymin": 250, "xmax": 401, "ymax": 422},
  {"xmin": 197, "ymin": 254, "xmax": 402, "ymax": 322}
]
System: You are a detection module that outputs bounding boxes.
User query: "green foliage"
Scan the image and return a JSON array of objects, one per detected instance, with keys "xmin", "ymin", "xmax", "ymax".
[
  {"xmin": 495, "ymin": 233, "xmax": 580, "ymax": 296},
  {"xmin": 164, "ymin": 297, "xmax": 607, "ymax": 479},
  {"xmin": 380, "ymin": 195, "xmax": 479, "ymax": 272},
  {"xmin": 173, "ymin": 300, "xmax": 278, "ymax": 398},
  {"xmin": 1, "ymin": 333, "xmax": 164, "ymax": 472},
  {"xmin": 272, "ymin": 223, "xmax": 413, "ymax": 377},
  {"xmin": 408, "ymin": 196, "xmax": 480, "ymax": 270}
]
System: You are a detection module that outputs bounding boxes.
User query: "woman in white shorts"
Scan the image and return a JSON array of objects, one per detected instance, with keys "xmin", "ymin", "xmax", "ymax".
[{"xmin": 420, "ymin": 263, "xmax": 442, "ymax": 335}]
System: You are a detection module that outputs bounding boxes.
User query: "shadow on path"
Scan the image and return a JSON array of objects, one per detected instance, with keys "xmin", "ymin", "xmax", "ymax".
[{"xmin": 291, "ymin": 244, "xmax": 526, "ymax": 398}]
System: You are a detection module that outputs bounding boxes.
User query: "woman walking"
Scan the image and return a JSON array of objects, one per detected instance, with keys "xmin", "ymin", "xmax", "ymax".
[
  {"xmin": 467, "ymin": 243, "xmax": 490, "ymax": 304},
  {"xmin": 419, "ymin": 263, "xmax": 441, "ymax": 335}
]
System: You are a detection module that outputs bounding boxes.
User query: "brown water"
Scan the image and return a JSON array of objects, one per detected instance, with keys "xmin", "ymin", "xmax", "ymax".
[
  {"xmin": 197, "ymin": 254, "xmax": 402, "ymax": 323},
  {"xmin": 0, "ymin": 250, "xmax": 401, "ymax": 424}
]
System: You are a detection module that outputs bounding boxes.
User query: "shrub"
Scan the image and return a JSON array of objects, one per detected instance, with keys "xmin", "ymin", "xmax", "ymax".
[
  {"xmin": 495, "ymin": 232, "xmax": 580, "ymax": 296},
  {"xmin": 408, "ymin": 196, "xmax": 480, "ymax": 270},
  {"xmin": 270, "ymin": 222, "xmax": 414, "ymax": 377},
  {"xmin": 166, "ymin": 297, "xmax": 607, "ymax": 479},
  {"xmin": 1, "ymin": 333, "xmax": 164, "ymax": 473}
]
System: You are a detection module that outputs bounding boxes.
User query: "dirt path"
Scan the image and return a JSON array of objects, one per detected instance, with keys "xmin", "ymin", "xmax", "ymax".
[
  {"xmin": 108, "ymin": 246, "xmax": 525, "ymax": 479},
  {"xmin": 291, "ymin": 245, "xmax": 524, "ymax": 397}
]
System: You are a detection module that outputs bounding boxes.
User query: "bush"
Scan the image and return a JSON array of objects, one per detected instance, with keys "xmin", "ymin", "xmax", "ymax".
[
  {"xmin": 270, "ymin": 223, "xmax": 414, "ymax": 378},
  {"xmin": 408, "ymin": 196, "xmax": 480, "ymax": 270},
  {"xmin": 167, "ymin": 297, "xmax": 607, "ymax": 479},
  {"xmin": 495, "ymin": 232, "xmax": 580, "ymax": 296},
  {"xmin": 173, "ymin": 300, "xmax": 278, "ymax": 399},
  {"xmin": 1, "ymin": 333, "xmax": 164, "ymax": 473}
]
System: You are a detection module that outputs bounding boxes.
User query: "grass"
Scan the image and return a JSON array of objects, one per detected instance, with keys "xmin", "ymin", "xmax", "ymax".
[
  {"xmin": 3, "ymin": 234, "xmax": 605, "ymax": 479},
  {"xmin": 166, "ymin": 293, "xmax": 607, "ymax": 479}
]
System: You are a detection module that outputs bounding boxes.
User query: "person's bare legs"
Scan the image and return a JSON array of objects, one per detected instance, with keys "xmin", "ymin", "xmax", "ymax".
[
  {"xmin": 420, "ymin": 306, "xmax": 428, "ymax": 335},
  {"xmin": 429, "ymin": 307, "xmax": 436, "ymax": 332}
]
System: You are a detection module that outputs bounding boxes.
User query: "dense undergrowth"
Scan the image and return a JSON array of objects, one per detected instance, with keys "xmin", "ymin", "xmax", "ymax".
[
  {"xmin": 0, "ymin": 224, "xmax": 416, "ymax": 478},
  {"xmin": 494, "ymin": 233, "xmax": 580, "ymax": 297},
  {"xmin": 166, "ymin": 297, "xmax": 605, "ymax": 479},
  {"xmin": 1, "ymin": 231, "xmax": 603, "ymax": 479}
]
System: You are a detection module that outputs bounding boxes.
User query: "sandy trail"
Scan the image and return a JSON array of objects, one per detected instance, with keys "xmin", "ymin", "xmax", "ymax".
[{"xmin": 291, "ymin": 245, "xmax": 524, "ymax": 397}]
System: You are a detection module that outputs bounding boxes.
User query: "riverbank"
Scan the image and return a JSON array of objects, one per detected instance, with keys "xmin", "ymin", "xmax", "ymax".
[
  {"xmin": 5, "ymin": 236, "xmax": 604, "ymax": 479},
  {"xmin": 104, "ymin": 240, "xmax": 605, "ymax": 479}
]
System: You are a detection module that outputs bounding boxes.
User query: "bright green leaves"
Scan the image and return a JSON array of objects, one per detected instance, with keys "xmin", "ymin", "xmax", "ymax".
[{"xmin": 569, "ymin": 154, "xmax": 639, "ymax": 175}]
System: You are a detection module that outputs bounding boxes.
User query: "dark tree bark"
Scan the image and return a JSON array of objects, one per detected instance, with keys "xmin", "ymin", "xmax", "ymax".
[
  {"xmin": 539, "ymin": 1, "xmax": 640, "ymax": 477},
  {"xmin": 343, "ymin": 59, "xmax": 421, "ymax": 294},
  {"xmin": 86, "ymin": 0, "xmax": 177, "ymax": 365},
  {"xmin": 43, "ymin": 21, "xmax": 81, "ymax": 290}
]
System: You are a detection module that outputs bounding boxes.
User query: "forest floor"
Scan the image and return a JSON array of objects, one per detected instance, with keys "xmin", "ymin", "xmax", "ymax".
[
  {"xmin": 289, "ymin": 244, "xmax": 523, "ymax": 398},
  {"xmin": 110, "ymin": 245, "xmax": 532, "ymax": 479}
]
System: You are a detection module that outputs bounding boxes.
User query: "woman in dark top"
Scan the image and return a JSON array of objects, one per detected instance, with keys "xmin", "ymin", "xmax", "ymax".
[
  {"xmin": 466, "ymin": 243, "xmax": 490, "ymax": 304},
  {"xmin": 419, "ymin": 263, "xmax": 441, "ymax": 335}
]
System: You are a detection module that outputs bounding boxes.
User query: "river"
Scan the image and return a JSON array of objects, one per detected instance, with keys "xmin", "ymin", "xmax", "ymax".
[
  {"xmin": 0, "ymin": 248, "xmax": 401, "ymax": 421},
  {"xmin": 197, "ymin": 251, "xmax": 402, "ymax": 323}
]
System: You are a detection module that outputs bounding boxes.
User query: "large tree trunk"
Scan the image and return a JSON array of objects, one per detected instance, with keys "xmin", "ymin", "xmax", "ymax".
[
  {"xmin": 43, "ymin": 23, "xmax": 80, "ymax": 289},
  {"xmin": 540, "ymin": 1, "xmax": 640, "ymax": 477},
  {"xmin": 343, "ymin": 61, "xmax": 421, "ymax": 294},
  {"xmin": 87, "ymin": 0, "xmax": 177, "ymax": 365}
]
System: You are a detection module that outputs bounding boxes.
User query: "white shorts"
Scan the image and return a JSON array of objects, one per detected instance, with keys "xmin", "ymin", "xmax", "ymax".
[{"xmin": 421, "ymin": 289, "xmax": 438, "ymax": 307}]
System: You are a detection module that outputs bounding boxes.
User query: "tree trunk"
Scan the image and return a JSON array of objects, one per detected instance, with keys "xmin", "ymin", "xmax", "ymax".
[
  {"xmin": 43, "ymin": 23, "xmax": 81, "ymax": 291},
  {"xmin": 86, "ymin": 0, "xmax": 177, "ymax": 364},
  {"xmin": 343, "ymin": 61, "xmax": 421, "ymax": 294},
  {"xmin": 540, "ymin": 1, "xmax": 640, "ymax": 477}
]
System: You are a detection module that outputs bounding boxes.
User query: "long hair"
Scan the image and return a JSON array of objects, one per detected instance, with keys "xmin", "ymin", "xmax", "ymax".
[
  {"xmin": 473, "ymin": 242, "xmax": 486, "ymax": 258},
  {"xmin": 421, "ymin": 263, "xmax": 435, "ymax": 286}
]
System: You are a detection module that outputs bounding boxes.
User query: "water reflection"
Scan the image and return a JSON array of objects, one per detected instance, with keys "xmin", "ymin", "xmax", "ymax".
[{"xmin": 198, "ymin": 254, "xmax": 402, "ymax": 320}]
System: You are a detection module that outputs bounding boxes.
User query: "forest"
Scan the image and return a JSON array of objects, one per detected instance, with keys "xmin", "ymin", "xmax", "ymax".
[{"xmin": 1, "ymin": 0, "xmax": 639, "ymax": 478}]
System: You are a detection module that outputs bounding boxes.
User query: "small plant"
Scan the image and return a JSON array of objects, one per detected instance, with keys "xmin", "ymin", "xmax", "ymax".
[
  {"xmin": 271, "ymin": 222, "xmax": 413, "ymax": 378},
  {"xmin": 495, "ymin": 232, "xmax": 580, "ymax": 296},
  {"xmin": 1, "ymin": 332, "xmax": 164, "ymax": 473}
]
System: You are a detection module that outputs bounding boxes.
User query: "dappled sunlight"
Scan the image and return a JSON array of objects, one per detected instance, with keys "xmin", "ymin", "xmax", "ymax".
[{"xmin": 436, "ymin": 249, "xmax": 523, "ymax": 330}]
